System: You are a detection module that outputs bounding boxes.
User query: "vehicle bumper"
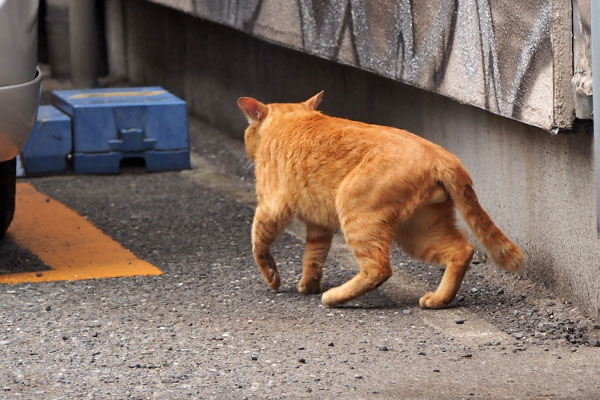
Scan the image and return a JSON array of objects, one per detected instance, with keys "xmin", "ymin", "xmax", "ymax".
[{"xmin": 0, "ymin": 67, "xmax": 42, "ymax": 162}]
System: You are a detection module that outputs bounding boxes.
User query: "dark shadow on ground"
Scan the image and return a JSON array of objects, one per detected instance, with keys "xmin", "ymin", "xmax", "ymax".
[{"xmin": 0, "ymin": 234, "xmax": 51, "ymax": 274}]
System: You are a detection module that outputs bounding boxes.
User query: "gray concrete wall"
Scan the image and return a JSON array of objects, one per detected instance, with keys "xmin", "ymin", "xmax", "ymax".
[
  {"xmin": 142, "ymin": 0, "xmax": 575, "ymax": 131},
  {"xmin": 573, "ymin": 0, "xmax": 592, "ymax": 119},
  {"xmin": 109, "ymin": 0, "xmax": 600, "ymax": 319}
]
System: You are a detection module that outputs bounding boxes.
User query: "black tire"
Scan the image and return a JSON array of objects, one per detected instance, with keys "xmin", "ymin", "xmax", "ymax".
[{"xmin": 0, "ymin": 158, "xmax": 16, "ymax": 239}]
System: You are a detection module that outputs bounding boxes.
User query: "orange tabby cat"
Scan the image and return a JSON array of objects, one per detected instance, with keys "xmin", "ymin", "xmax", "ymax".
[{"xmin": 238, "ymin": 91, "xmax": 524, "ymax": 308}]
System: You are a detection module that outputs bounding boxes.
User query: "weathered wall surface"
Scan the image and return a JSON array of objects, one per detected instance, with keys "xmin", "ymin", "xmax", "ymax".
[
  {"xmin": 144, "ymin": 0, "xmax": 574, "ymax": 131},
  {"xmin": 107, "ymin": 0, "xmax": 600, "ymax": 319},
  {"xmin": 572, "ymin": 0, "xmax": 592, "ymax": 119}
]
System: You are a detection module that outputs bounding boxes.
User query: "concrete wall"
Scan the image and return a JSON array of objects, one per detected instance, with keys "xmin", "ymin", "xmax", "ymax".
[
  {"xmin": 106, "ymin": 0, "xmax": 600, "ymax": 319},
  {"xmin": 142, "ymin": 0, "xmax": 575, "ymax": 131},
  {"xmin": 572, "ymin": 0, "xmax": 592, "ymax": 119}
]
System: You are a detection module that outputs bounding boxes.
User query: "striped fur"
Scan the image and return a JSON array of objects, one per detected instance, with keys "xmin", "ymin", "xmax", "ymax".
[{"xmin": 238, "ymin": 92, "xmax": 523, "ymax": 308}]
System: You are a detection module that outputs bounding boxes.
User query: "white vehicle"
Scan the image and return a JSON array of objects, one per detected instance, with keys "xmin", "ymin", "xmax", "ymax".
[{"xmin": 0, "ymin": 0, "xmax": 42, "ymax": 237}]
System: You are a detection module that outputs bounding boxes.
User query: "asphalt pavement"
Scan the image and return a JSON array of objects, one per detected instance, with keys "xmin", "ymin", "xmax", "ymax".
[{"xmin": 1, "ymin": 111, "xmax": 600, "ymax": 399}]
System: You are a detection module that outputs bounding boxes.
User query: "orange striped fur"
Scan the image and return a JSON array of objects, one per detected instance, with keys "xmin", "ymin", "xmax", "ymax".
[{"xmin": 238, "ymin": 92, "xmax": 524, "ymax": 308}]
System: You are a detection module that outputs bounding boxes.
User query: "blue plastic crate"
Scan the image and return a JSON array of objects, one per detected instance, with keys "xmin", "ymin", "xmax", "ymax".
[
  {"xmin": 21, "ymin": 105, "xmax": 72, "ymax": 175},
  {"xmin": 51, "ymin": 87, "xmax": 190, "ymax": 174},
  {"xmin": 16, "ymin": 154, "xmax": 25, "ymax": 177}
]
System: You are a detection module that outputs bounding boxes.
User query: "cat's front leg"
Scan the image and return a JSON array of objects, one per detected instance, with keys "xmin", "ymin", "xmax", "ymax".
[
  {"xmin": 252, "ymin": 204, "xmax": 291, "ymax": 290},
  {"xmin": 298, "ymin": 223, "xmax": 333, "ymax": 294}
]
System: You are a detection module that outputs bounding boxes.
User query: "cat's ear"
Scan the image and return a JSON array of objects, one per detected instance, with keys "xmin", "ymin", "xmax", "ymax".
[
  {"xmin": 238, "ymin": 97, "xmax": 268, "ymax": 123},
  {"xmin": 304, "ymin": 90, "xmax": 324, "ymax": 110}
]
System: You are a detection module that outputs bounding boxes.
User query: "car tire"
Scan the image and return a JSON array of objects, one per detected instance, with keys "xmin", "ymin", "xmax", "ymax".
[{"xmin": 0, "ymin": 158, "xmax": 16, "ymax": 239}]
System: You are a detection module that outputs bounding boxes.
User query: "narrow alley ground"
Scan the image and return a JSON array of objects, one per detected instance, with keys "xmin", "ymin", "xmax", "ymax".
[{"xmin": 0, "ymin": 114, "xmax": 599, "ymax": 399}]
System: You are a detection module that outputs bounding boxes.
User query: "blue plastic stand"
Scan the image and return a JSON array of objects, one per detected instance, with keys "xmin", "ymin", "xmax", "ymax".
[
  {"xmin": 15, "ymin": 154, "xmax": 25, "ymax": 177},
  {"xmin": 21, "ymin": 105, "xmax": 72, "ymax": 175},
  {"xmin": 51, "ymin": 87, "xmax": 191, "ymax": 174}
]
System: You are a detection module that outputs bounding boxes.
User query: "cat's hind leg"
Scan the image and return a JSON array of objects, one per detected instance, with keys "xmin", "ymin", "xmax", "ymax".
[
  {"xmin": 321, "ymin": 211, "xmax": 394, "ymax": 307},
  {"xmin": 298, "ymin": 223, "xmax": 334, "ymax": 294},
  {"xmin": 322, "ymin": 155, "xmax": 429, "ymax": 307},
  {"xmin": 252, "ymin": 203, "xmax": 291, "ymax": 290},
  {"xmin": 396, "ymin": 200, "xmax": 475, "ymax": 309}
]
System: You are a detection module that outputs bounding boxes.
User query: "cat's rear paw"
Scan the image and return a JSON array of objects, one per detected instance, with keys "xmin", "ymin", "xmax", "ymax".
[
  {"xmin": 419, "ymin": 292, "xmax": 452, "ymax": 309},
  {"xmin": 298, "ymin": 278, "xmax": 322, "ymax": 294},
  {"xmin": 321, "ymin": 288, "xmax": 344, "ymax": 307}
]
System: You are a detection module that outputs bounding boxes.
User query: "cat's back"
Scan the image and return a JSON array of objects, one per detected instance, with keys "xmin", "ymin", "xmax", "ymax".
[
  {"xmin": 265, "ymin": 109, "xmax": 377, "ymax": 144},
  {"xmin": 261, "ymin": 107, "xmax": 446, "ymax": 171},
  {"xmin": 277, "ymin": 110, "xmax": 438, "ymax": 155}
]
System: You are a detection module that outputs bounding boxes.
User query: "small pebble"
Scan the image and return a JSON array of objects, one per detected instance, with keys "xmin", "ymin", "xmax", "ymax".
[
  {"xmin": 418, "ymin": 351, "xmax": 426, "ymax": 356},
  {"xmin": 470, "ymin": 288, "xmax": 478, "ymax": 294},
  {"xmin": 378, "ymin": 345, "xmax": 388, "ymax": 352},
  {"xmin": 433, "ymin": 369, "xmax": 440, "ymax": 373},
  {"xmin": 455, "ymin": 318, "xmax": 465, "ymax": 325},
  {"xmin": 402, "ymin": 310, "xmax": 412, "ymax": 315},
  {"xmin": 251, "ymin": 356, "xmax": 258, "ymax": 361},
  {"xmin": 36, "ymin": 272, "xmax": 43, "ymax": 277},
  {"xmin": 513, "ymin": 333, "xmax": 525, "ymax": 340},
  {"xmin": 328, "ymin": 343, "xmax": 334, "ymax": 347},
  {"xmin": 298, "ymin": 358, "xmax": 306, "ymax": 364}
]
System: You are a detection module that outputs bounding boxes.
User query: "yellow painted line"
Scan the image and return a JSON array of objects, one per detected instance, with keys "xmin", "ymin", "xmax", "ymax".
[{"xmin": 0, "ymin": 183, "xmax": 162, "ymax": 284}]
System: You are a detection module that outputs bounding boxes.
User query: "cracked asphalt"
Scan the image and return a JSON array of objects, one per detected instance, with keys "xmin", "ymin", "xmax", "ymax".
[{"xmin": 1, "ymin": 110, "xmax": 600, "ymax": 399}]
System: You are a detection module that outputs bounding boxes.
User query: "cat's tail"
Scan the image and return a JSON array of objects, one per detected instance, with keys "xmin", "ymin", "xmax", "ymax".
[{"xmin": 437, "ymin": 154, "xmax": 524, "ymax": 272}]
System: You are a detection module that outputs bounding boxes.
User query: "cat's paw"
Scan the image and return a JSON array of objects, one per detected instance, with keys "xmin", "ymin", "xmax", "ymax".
[
  {"xmin": 265, "ymin": 269, "xmax": 280, "ymax": 290},
  {"xmin": 419, "ymin": 292, "xmax": 451, "ymax": 309},
  {"xmin": 297, "ymin": 278, "xmax": 322, "ymax": 294},
  {"xmin": 321, "ymin": 288, "xmax": 343, "ymax": 307}
]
